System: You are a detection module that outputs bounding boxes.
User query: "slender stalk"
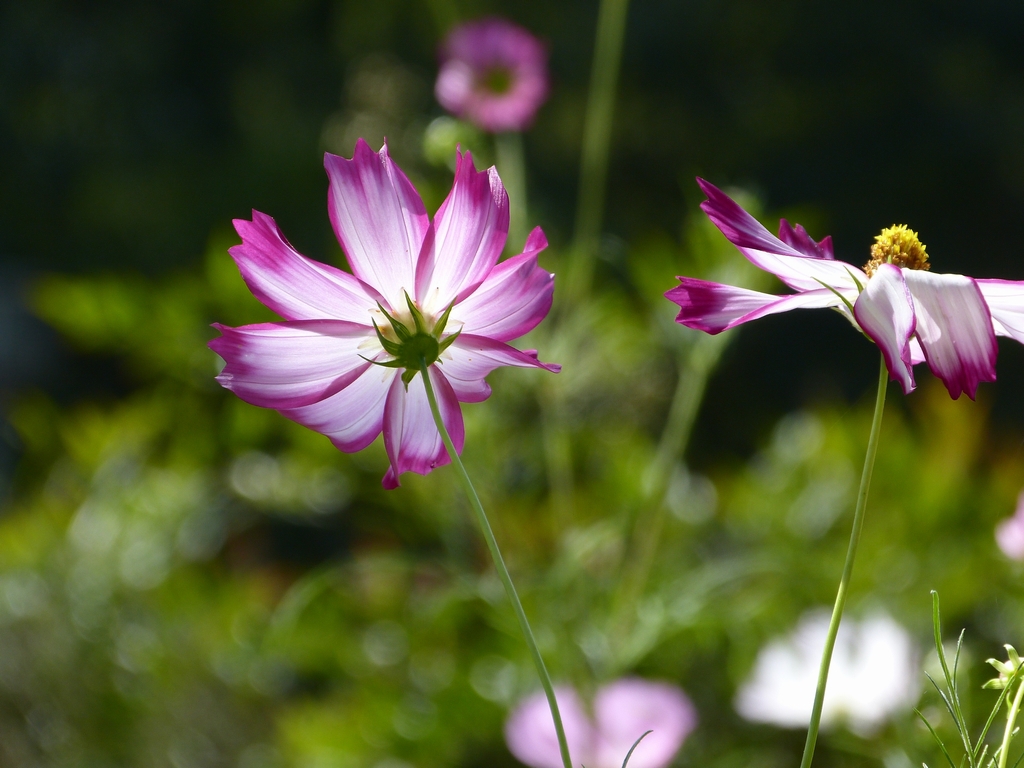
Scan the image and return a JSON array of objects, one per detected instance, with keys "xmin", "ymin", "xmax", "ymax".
[
  {"xmin": 420, "ymin": 365, "xmax": 573, "ymax": 768},
  {"xmin": 565, "ymin": 0, "xmax": 631, "ymax": 304},
  {"xmin": 999, "ymin": 678, "xmax": 1024, "ymax": 768},
  {"xmin": 798, "ymin": 354, "xmax": 889, "ymax": 768},
  {"xmin": 495, "ymin": 131, "xmax": 528, "ymax": 254}
]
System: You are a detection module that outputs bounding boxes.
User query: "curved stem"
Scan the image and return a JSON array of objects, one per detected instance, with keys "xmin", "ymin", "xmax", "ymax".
[
  {"xmin": 420, "ymin": 365, "xmax": 573, "ymax": 768},
  {"xmin": 999, "ymin": 678, "xmax": 1024, "ymax": 768},
  {"xmin": 799, "ymin": 354, "xmax": 888, "ymax": 768}
]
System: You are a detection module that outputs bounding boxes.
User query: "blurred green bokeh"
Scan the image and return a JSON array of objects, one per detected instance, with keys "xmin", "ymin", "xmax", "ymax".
[{"xmin": 3, "ymin": 2, "xmax": 1024, "ymax": 768}]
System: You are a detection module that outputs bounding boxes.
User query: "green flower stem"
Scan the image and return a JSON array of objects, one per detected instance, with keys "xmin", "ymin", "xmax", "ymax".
[
  {"xmin": 495, "ymin": 131, "xmax": 528, "ymax": 254},
  {"xmin": 565, "ymin": 0, "xmax": 631, "ymax": 305},
  {"xmin": 999, "ymin": 677, "xmax": 1024, "ymax": 768},
  {"xmin": 420, "ymin": 364, "xmax": 573, "ymax": 768},
  {"xmin": 799, "ymin": 353, "xmax": 888, "ymax": 768}
]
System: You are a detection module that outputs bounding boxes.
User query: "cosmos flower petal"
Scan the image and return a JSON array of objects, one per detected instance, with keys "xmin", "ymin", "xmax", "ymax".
[
  {"xmin": 325, "ymin": 139, "xmax": 429, "ymax": 309},
  {"xmin": 504, "ymin": 687, "xmax": 595, "ymax": 768},
  {"xmin": 977, "ymin": 279, "xmax": 1024, "ymax": 344},
  {"xmin": 902, "ymin": 270, "xmax": 997, "ymax": 400},
  {"xmin": 666, "ymin": 279, "xmax": 844, "ymax": 334},
  {"xmin": 440, "ymin": 334, "xmax": 561, "ymax": 403},
  {"xmin": 909, "ymin": 337, "xmax": 926, "ymax": 365},
  {"xmin": 453, "ymin": 227, "xmax": 553, "ymax": 341},
  {"xmin": 778, "ymin": 219, "xmax": 835, "ymax": 260},
  {"xmin": 592, "ymin": 679, "xmax": 697, "ymax": 768},
  {"xmin": 230, "ymin": 211, "xmax": 382, "ymax": 322},
  {"xmin": 416, "ymin": 150, "xmax": 509, "ymax": 312},
  {"xmin": 381, "ymin": 368, "xmax": 464, "ymax": 489},
  {"xmin": 210, "ymin": 321, "xmax": 377, "ymax": 409},
  {"xmin": 852, "ymin": 263, "xmax": 917, "ymax": 394},
  {"xmin": 280, "ymin": 365, "xmax": 396, "ymax": 453},
  {"xmin": 698, "ymin": 179, "xmax": 866, "ymax": 293}
]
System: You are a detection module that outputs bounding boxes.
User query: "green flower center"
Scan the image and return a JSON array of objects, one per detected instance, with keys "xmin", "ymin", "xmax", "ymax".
[
  {"xmin": 370, "ymin": 294, "xmax": 460, "ymax": 386},
  {"xmin": 481, "ymin": 66, "xmax": 514, "ymax": 95}
]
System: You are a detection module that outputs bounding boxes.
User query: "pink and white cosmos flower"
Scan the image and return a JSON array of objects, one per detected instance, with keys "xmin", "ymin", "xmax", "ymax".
[
  {"xmin": 667, "ymin": 179, "xmax": 1024, "ymax": 400},
  {"xmin": 435, "ymin": 17, "xmax": 549, "ymax": 133},
  {"xmin": 210, "ymin": 139, "xmax": 559, "ymax": 488},
  {"xmin": 505, "ymin": 678, "xmax": 697, "ymax": 768}
]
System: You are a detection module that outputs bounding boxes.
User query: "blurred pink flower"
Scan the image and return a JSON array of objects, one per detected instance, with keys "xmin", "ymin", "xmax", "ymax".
[
  {"xmin": 505, "ymin": 678, "xmax": 697, "ymax": 768},
  {"xmin": 435, "ymin": 17, "xmax": 549, "ymax": 133},
  {"xmin": 667, "ymin": 180, "xmax": 1024, "ymax": 400},
  {"xmin": 210, "ymin": 139, "xmax": 558, "ymax": 488},
  {"xmin": 996, "ymin": 490, "xmax": 1024, "ymax": 560}
]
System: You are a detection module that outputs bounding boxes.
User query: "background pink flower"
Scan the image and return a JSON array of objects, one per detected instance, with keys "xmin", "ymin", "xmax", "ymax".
[
  {"xmin": 435, "ymin": 17, "xmax": 549, "ymax": 133},
  {"xmin": 504, "ymin": 678, "xmax": 697, "ymax": 768},
  {"xmin": 996, "ymin": 490, "xmax": 1024, "ymax": 560},
  {"xmin": 210, "ymin": 139, "xmax": 558, "ymax": 488}
]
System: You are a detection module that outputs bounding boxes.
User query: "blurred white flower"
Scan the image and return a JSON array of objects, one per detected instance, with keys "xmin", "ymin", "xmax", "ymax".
[
  {"xmin": 735, "ymin": 611, "xmax": 919, "ymax": 736},
  {"xmin": 996, "ymin": 490, "xmax": 1024, "ymax": 560}
]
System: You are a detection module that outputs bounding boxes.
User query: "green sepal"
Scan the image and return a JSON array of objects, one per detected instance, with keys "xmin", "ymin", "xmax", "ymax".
[
  {"xmin": 437, "ymin": 329, "xmax": 461, "ymax": 355},
  {"xmin": 404, "ymin": 292, "xmax": 429, "ymax": 335},
  {"xmin": 432, "ymin": 301, "xmax": 456, "ymax": 336},
  {"xmin": 377, "ymin": 303, "xmax": 412, "ymax": 342},
  {"xmin": 362, "ymin": 355, "xmax": 404, "ymax": 369},
  {"xmin": 401, "ymin": 368, "xmax": 419, "ymax": 387},
  {"xmin": 372, "ymin": 320, "xmax": 403, "ymax": 355}
]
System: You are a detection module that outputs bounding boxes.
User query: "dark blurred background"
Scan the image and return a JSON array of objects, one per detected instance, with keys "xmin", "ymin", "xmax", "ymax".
[{"xmin": 6, "ymin": 0, "xmax": 1024, "ymax": 433}]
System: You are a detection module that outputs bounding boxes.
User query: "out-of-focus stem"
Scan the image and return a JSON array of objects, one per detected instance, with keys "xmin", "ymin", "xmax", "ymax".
[
  {"xmin": 495, "ymin": 132, "xmax": 528, "ymax": 254},
  {"xmin": 420, "ymin": 364, "xmax": 573, "ymax": 768},
  {"xmin": 799, "ymin": 355, "xmax": 888, "ymax": 768},
  {"xmin": 565, "ymin": 0, "xmax": 631, "ymax": 305},
  {"xmin": 999, "ymin": 678, "xmax": 1024, "ymax": 768},
  {"xmin": 608, "ymin": 332, "xmax": 728, "ymax": 649}
]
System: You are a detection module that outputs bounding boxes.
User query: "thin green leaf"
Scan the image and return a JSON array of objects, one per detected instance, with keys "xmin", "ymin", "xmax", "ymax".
[
  {"xmin": 621, "ymin": 730, "xmax": 654, "ymax": 768},
  {"xmin": 916, "ymin": 709, "xmax": 958, "ymax": 768},
  {"xmin": 813, "ymin": 277, "xmax": 856, "ymax": 315}
]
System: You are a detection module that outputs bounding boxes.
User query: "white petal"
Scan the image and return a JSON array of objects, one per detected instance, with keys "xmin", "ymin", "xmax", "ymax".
[
  {"xmin": 325, "ymin": 140, "xmax": 429, "ymax": 309},
  {"xmin": 903, "ymin": 270, "xmax": 997, "ymax": 400},
  {"xmin": 852, "ymin": 263, "xmax": 917, "ymax": 394},
  {"xmin": 977, "ymin": 279, "xmax": 1024, "ymax": 344}
]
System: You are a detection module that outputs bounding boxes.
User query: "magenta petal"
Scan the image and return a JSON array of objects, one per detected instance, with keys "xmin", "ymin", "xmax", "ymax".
[
  {"xmin": 441, "ymin": 334, "xmax": 560, "ymax": 403},
  {"xmin": 210, "ymin": 320, "xmax": 375, "ymax": 409},
  {"xmin": 903, "ymin": 270, "xmax": 998, "ymax": 400},
  {"xmin": 778, "ymin": 219, "xmax": 835, "ymax": 260},
  {"xmin": 697, "ymin": 179, "xmax": 865, "ymax": 293},
  {"xmin": 504, "ymin": 687, "xmax": 595, "ymax": 768},
  {"xmin": 325, "ymin": 139, "xmax": 429, "ymax": 309},
  {"xmin": 280, "ymin": 365, "xmax": 396, "ymax": 453},
  {"xmin": 416, "ymin": 150, "xmax": 510, "ymax": 313},
  {"xmin": 381, "ymin": 367, "xmax": 465, "ymax": 488},
  {"xmin": 977, "ymin": 279, "xmax": 1024, "ymax": 344},
  {"xmin": 853, "ymin": 264, "xmax": 917, "ymax": 395},
  {"xmin": 453, "ymin": 226, "xmax": 553, "ymax": 341},
  {"xmin": 230, "ymin": 211, "xmax": 382, "ymax": 322},
  {"xmin": 592, "ymin": 679, "xmax": 697, "ymax": 768},
  {"xmin": 666, "ymin": 278, "xmax": 843, "ymax": 334}
]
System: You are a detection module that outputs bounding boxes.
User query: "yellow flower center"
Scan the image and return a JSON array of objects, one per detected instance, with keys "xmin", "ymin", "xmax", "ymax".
[{"xmin": 864, "ymin": 225, "xmax": 930, "ymax": 276}]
